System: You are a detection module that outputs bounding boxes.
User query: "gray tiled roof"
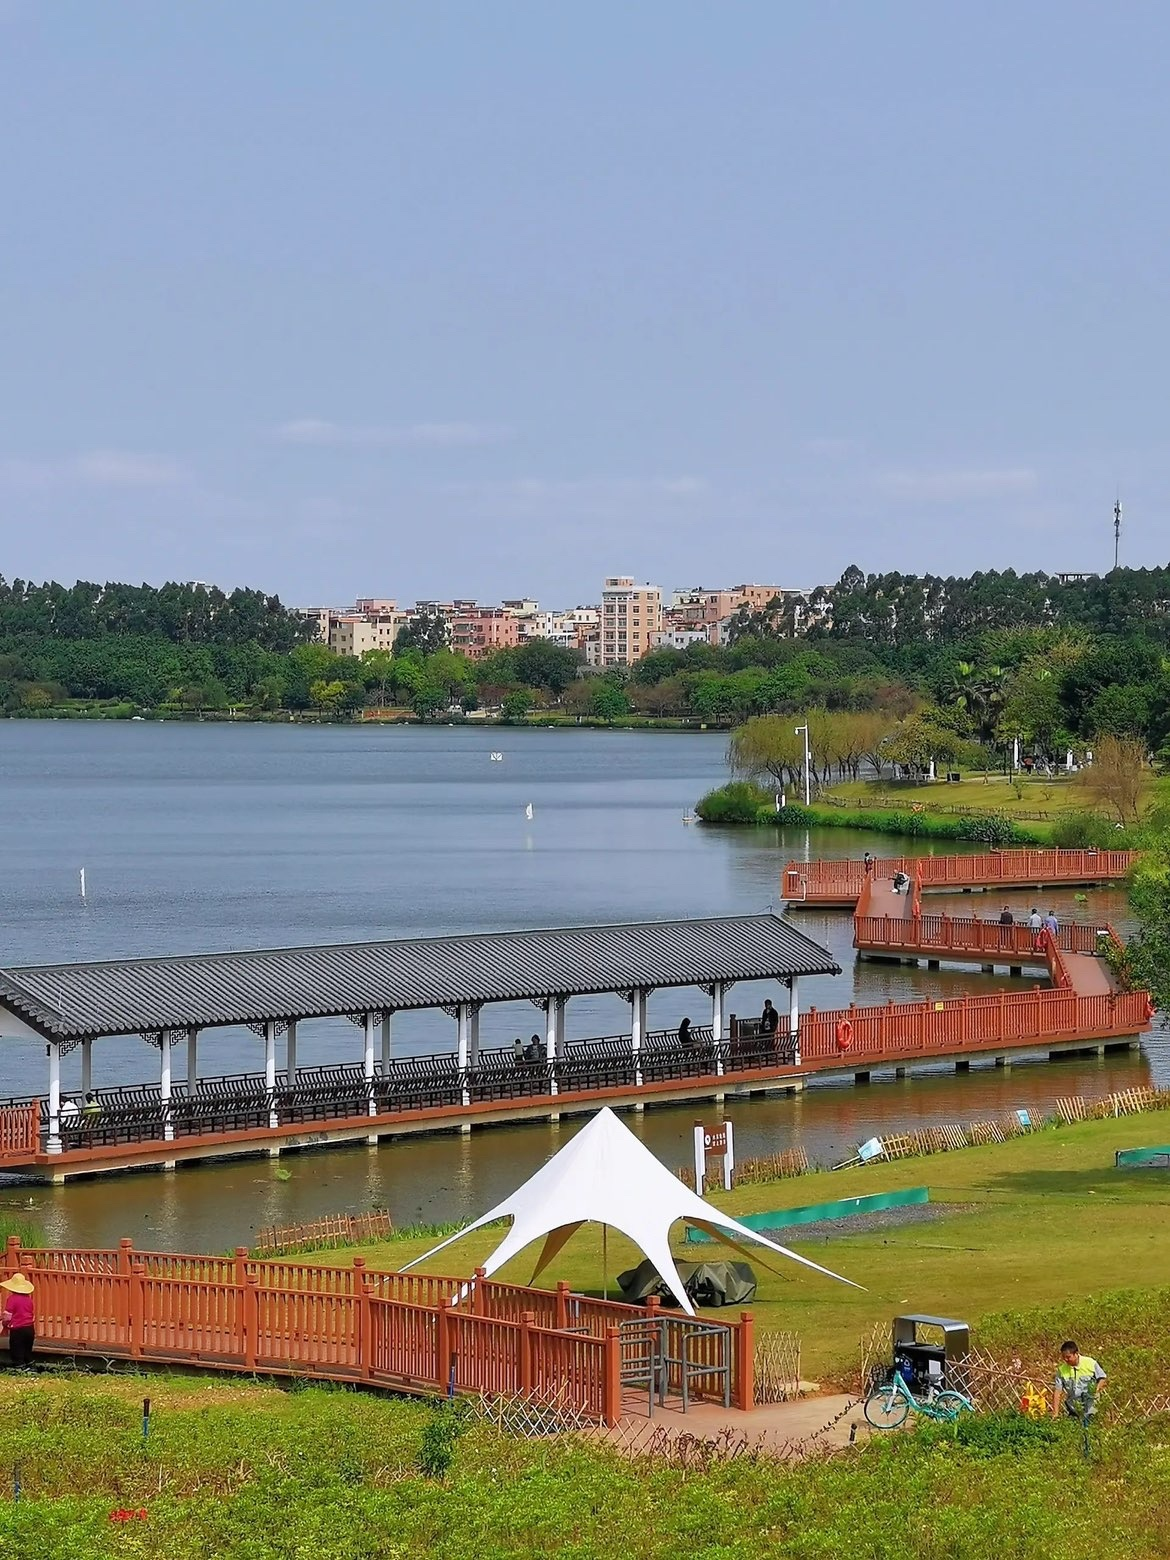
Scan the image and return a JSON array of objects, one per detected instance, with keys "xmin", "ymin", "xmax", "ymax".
[{"xmin": 0, "ymin": 914, "xmax": 839, "ymax": 1041}]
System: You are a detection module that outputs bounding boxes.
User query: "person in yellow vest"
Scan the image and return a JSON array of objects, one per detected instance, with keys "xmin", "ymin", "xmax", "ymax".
[{"xmin": 1052, "ymin": 1340, "xmax": 1107, "ymax": 1419}]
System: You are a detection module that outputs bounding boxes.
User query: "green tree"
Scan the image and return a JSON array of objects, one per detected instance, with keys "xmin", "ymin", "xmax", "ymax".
[
  {"xmin": 309, "ymin": 678, "xmax": 346, "ymax": 714},
  {"xmin": 590, "ymin": 682, "xmax": 629, "ymax": 721},
  {"xmin": 394, "ymin": 612, "xmax": 449, "ymax": 656},
  {"xmin": 501, "ymin": 689, "xmax": 532, "ymax": 723}
]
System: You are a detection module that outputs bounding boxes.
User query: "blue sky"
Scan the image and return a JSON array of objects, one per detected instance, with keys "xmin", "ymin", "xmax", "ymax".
[{"xmin": 3, "ymin": 2, "xmax": 1169, "ymax": 606}]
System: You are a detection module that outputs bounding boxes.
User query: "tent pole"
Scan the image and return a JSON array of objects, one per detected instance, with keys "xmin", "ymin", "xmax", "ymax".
[{"xmin": 602, "ymin": 1222, "xmax": 608, "ymax": 1300}]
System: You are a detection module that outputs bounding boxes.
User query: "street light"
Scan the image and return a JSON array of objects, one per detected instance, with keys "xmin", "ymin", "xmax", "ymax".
[{"xmin": 794, "ymin": 723, "xmax": 811, "ymax": 807}]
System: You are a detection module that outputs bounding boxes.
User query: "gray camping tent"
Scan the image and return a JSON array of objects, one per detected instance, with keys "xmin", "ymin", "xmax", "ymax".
[{"xmin": 617, "ymin": 1259, "xmax": 758, "ymax": 1308}]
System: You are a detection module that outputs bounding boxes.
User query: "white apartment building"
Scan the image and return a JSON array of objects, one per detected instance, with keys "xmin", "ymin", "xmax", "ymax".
[{"xmin": 600, "ymin": 577, "xmax": 662, "ymax": 666}]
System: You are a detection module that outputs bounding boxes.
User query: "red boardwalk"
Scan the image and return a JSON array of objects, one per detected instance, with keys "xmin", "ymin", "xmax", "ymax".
[
  {"xmin": 783, "ymin": 848, "xmax": 1138, "ymax": 907},
  {"xmin": 7, "ymin": 1236, "xmax": 754, "ymax": 1425}
]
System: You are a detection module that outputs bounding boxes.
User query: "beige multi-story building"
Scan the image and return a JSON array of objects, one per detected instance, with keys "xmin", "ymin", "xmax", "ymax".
[
  {"xmin": 295, "ymin": 607, "xmax": 334, "ymax": 644},
  {"xmin": 599, "ymin": 577, "xmax": 662, "ymax": 666},
  {"xmin": 664, "ymin": 583, "xmax": 788, "ymax": 644}
]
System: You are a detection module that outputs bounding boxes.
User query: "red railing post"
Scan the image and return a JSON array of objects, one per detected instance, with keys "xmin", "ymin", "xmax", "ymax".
[
  {"xmin": 234, "ymin": 1246, "xmax": 249, "ymax": 1289},
  {"xmin": 473, "ymin": 1266, "xmax": 488, "ymax": 1316},
  {"xmin": 436, "ymin": 1297, "xmax": 453, "ymax": 1392},
  {"xmin": 519, "ymin": 1310, "xmax": 535, "ymax": 1395},
  {"xmin": 734, "ymin": 1311, "xmax": 755, "ymax": 1411},
  {"xmin": 129, "ymin": 1258, "xmax": 145, "ymax": 1359},
  {"xmin": 242, "ymin": 1275, "xmax": 259, "ymax": 1370},
  {"xmin": 358, "ymin": 1274, "xmax": 374, "ymax": 1381},
  {"xmin": 118, "ymin": 1237, "xmax": 133, "ymax": 1276},
  {"xmin": 603, "ymin": 1326, "xmax": 622, "ymax": 1427},
  {"xmin": 5, "ymin": 1234, "xmax": 20, "ymax": 1273},
  {"xmin": 555, "ymin": 1281, "xmax": 570, "ymax": 1331}
]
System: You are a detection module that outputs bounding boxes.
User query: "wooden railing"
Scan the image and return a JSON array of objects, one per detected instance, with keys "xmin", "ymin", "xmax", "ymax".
[
  {"xmin": 798, "ymin": 986, "xmax": 1151, "ymax": 1064},
  {"xmin": 2, "ymin": 1239, "xmax": 752, "ymax": 1423},
  {"xmin": 0, "ymin": 1103, "xmax": 40, "ymax": 1164},
  {"xmin": 854, "ymin": 913, "xmax": 1110, "ymax": 960},
  {"xmin": 784, "ymin": 848, "xmax": 1138, "ymax": 904}
]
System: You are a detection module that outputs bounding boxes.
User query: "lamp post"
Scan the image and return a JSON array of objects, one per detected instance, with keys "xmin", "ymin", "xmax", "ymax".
[{"xmin": 795, "ymin": 723, "xmax": 811, "ymax": 806}]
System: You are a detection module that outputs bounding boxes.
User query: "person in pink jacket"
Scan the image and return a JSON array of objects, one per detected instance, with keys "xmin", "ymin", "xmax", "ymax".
[{"xmin": 1, "ymin": 1273, "xmax": 35, "ymax": 1367}]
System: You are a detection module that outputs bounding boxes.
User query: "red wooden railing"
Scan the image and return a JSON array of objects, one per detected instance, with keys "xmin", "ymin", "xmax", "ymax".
[
  {"xmin": 2, "ymin": 1238, "xmax": 752, "ymax": 1424},
  {"xmin": 0, "ymin": 1103, "xmax": 40, "ymax": 1164},
  {"xmin": 784, "ymin": 848, "xmax": 1138, "ymax": 904},
  {"xmin": 854, "ymin": 913, "xmax": 1110, "ymax": 960}
]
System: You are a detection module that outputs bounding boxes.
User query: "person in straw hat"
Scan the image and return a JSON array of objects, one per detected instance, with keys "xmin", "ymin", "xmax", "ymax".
[{"xmin": 1, "ymin": 1272, "xmax": 35, "ymax": 1367}]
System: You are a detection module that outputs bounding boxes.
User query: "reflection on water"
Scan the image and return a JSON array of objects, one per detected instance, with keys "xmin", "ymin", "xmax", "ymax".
[{"xmin": 0, "ymin": 722, "xmax": 1161, "ymax": 1250}]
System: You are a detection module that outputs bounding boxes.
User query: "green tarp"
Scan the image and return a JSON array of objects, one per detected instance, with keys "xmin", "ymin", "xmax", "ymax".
[{"xmin": 616, "ymin": 1259, "xmax": 758, "ymax": 1308}]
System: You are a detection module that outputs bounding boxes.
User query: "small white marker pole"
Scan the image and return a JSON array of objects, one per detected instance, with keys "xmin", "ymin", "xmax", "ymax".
[
  {"xmin": 79, "ymin": 868, "xmax": 86, "ymax": 902},
  {"xmin": 693, "ymin": 1123, "xmax": 706, "ymax": 1198},
  {"xmin": 723, "ymin": 1120, "xmax": 735, "ymax": 1191}
]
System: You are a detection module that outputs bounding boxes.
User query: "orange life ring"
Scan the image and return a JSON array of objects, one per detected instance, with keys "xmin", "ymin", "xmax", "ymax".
[{"xmin": 835, "ymin": 1019, "xmax": 854, "ymax": 1052}]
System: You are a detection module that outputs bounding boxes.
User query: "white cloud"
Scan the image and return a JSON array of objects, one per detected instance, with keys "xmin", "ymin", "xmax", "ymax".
[
  {"xmin": 0, "ymin": 450, "xmax": 187, "ymax": 490},
  {"xmin": 274, "ymin": 418, "xmax": 511, "ymax": 449},
  {"xmin": 444, "ymin": 475, "xmax": 708, "ymax": 502},
  {"xmin": 873, "ymin": 467, "xmax": 1038, "ymax": 503},
  {"xmin": 74, "ymin": 450, "xmax": 187, "ymax": 487}
]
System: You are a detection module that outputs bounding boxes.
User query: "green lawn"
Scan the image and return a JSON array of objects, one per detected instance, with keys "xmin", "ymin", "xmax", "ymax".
[
  {"xmin": 823, "ymin": 772, "xmax": 1082, "ymax": 819},
  {"xmin": 339, "ymin": 1112, "xmax": 1170, "ymax": 1379}
]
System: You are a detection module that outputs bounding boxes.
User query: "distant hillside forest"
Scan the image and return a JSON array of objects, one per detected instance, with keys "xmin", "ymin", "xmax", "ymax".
[{"xmin": 2, "ymin": 568, "xmax": 1170, "ymax": 759}]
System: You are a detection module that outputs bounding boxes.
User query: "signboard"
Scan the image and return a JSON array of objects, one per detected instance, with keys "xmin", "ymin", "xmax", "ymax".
[{"xmin": 693, "ymin": 1119, "xmax": 735, "ymax": 1196}]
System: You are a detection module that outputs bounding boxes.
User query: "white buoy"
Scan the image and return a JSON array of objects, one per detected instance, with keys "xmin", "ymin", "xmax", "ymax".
[
  {"xmin": 79, "ymin": 867, "xmax": 87, "ymax": 902},
  {"xmin": 490, "ymin": 752, "xmax": 503, "ymax": 761},
  {"xmin": 524, "ymin": 802, "xmax": 533, "ymax": 821}
]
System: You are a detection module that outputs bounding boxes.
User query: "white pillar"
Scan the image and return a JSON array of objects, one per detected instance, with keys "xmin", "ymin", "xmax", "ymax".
[
  {"xmin": 630, "ymin": 989, "xmax": 646, "ymax": 1088},
  {"xmin": 468, "ymin": 1005, "xmax": 480, "ymax": 1070},
  {"xmin": 186, "ymin": 1026, "xmax": 199, "ymax": 1094},
  {"xmin": 285, "ymin": 1020, "xmax": 297, "ymax": 1084},
  {"xmin": 554, "ymin": 997, "xmax": 567, "ymax": 1060},
  {"xmin": 788, "ymin": 976, "xmax": 801, "ymax": 1067},
  {"xmin": 160, "ymin": 1029, "xmax": 174, "ymax": 1141},
  {"xmin": 46, "ymin": 1041, "xmax": 62, "ymax": 1154},
  {"xmin": 711, "ymin": 985, "xmax": 725, "ymax": 1077},
  {"xmin": 545, "ymin": 999, "xmax": 559, "ymax": 1095},
  {"xmin": 265, "ymin": 1019, "xmax": 279, "ymax": 1128},
  {"xmin": 363, "ymin": 1012, "xmax": 377, "ymax": 1115},
  {"xmin": 80, "ymin": 1037, "xmax": 93, "ymax": 1097},
  {"xmin": 380, "ymin": 1012, "xmax": 392, "ymax": 1073}
]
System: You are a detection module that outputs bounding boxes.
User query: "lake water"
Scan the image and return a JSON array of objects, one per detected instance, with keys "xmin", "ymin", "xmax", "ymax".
[{"xmin": 0, "ymin": 720, "xmax": 1156, "ymax": 1250}]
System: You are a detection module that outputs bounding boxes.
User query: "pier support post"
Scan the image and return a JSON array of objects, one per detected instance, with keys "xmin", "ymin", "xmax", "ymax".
[
  {"xmin": 544, "ymin": 999, "xmax": 559, "ymax": 1095},
  {"xmin": 285, "ymin": 1021, "xmax": 297, "ymax": 1084},
  {"xmin": 787, "ymin": 976, "xmax": 801, "ymax": 1066},
  {"xmin": 895, "ymin": 1066, "xmax": 907, "ymax": 1080},
  {"xmin": 186, "ymin": 1026, "xmax": 199, "ymax": 1093},
  {"xmin": 160, "ymin": 1028, "xmax": 174, "ymax": 1140},
  {"xmin": 995, "ymin": 1055, "xmax": 1010, "ymax": 1069},
  {"xmin": 380, "ymin": 1012, "xmax": 392, "ymax": 1073},
  {"xmin": 265, "ymin": 1020, "xmax": 279, "ymax": 1128},
  {"xmin": 955, "ymin": 1059, "xmax": 970, "ymax": 1073},
  {"xmin": 854, "ymin": 1070, "xmax": 871, "ymax": 1084},
  {"xmin": 710, "ymin": 983, "xmax": 730, "ymax": 1076},
  {"xmin": 363, "ymin": 1012, "xmax": 378, "ymax": 1115},
  {"xmin": 46, "ymin": 1040, "xmax": 62, "ymax": 1154},
  {"xmin": 80, "ymin": 1037, "xmax": 92, "ymax": 1098},
  {"xmin": 630, "ymin": 989, "xmax": 646, "ymax": 1089}
]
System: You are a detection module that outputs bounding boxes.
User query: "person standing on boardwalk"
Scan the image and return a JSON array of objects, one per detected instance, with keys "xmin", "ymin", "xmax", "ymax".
[
  {"xmin": 863, "ymin": 851, "xmax": 874, "ymax": 877},
  {"xmin": 1043, "ymin": 908, "xmax": 1060, "ymax": 937},
  {"xmin": 1052, "ymin": 1341, "xmax": 1106, "ymax": 1420},
  {"xmin": 998, "ymin": 905, "xmax": 1014, "ymax": 949},
  {"xmin": 1, "ymin": 1273, "xmax": 35, "ymax": 1368},
  {"xmin": 1028, "ymin": 907, "xmax": 1043, "ymax": 951}
]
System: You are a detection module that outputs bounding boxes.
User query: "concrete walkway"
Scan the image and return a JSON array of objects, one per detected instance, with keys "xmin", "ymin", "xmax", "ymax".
[{"xmin": 599, "ymin": 1392, "xmax": 865, "ymax": 1457}]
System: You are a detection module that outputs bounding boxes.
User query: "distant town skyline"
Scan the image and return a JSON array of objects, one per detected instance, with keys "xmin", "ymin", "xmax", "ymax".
[{"xmin": 4, "ymin": 4, "xmax": 1170, "ymax": 601}]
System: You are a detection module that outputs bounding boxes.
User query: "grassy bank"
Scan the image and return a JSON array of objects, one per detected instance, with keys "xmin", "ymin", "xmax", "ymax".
[
  {"xmin": 5, "ymin": 1369, "xmax": 1170, "ymax": 1556},
  {"xmin": 332, "ymin": 1109, "xmax": 1170, "ymax": 1380}
]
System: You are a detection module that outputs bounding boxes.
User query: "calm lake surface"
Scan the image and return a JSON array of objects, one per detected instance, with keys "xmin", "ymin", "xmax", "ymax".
[{"xmin": 0, "ymin": 721, "xmax": 1156, "ymax": 1251}]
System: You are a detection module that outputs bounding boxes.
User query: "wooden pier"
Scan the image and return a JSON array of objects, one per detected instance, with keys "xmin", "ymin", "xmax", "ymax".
[
  {"xmin": 783, "ymin": 847, "xmax": 1137, "ymax": 908},
  {"xmin": 0, "ymin": 863, "xmax": 1152, "ymax": 1181}
]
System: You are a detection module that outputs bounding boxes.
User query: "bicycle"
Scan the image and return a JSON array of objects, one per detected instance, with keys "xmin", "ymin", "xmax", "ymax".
[{"xmin": 863, "ymin": 1370, "xmax": 974, "ymax": 1429}]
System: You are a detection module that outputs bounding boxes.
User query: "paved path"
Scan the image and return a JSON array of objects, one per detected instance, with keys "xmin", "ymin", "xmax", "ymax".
[{"xmin": 600, "ymin": 1392, "xmax": 865, "ymax": 1457}]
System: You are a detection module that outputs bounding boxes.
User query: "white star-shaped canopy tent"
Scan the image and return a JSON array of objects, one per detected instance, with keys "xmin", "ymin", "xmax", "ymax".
[{"xmin": 399, "ymin": 1107, "xmax": 862, "ymax": 1314}]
